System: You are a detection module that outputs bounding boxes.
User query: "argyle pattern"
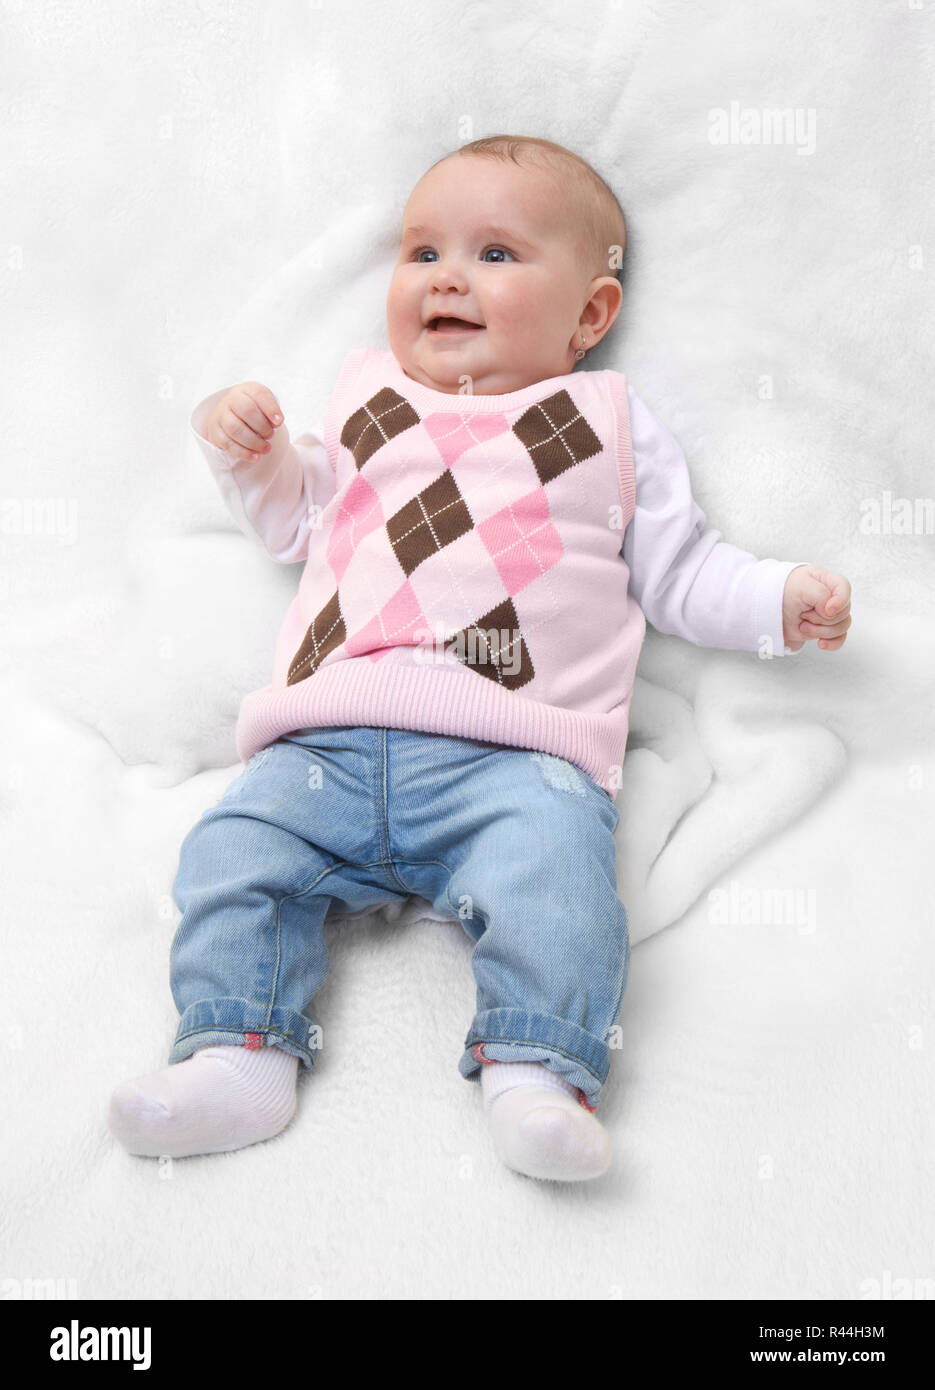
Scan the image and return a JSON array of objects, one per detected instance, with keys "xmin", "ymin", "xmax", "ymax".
[{"xmin": 286, "ymin": 384, "xmax": 603, "ymax": 690}]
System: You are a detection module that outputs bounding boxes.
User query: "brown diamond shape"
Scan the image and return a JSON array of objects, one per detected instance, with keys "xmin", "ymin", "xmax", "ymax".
[
  {"xmin": 447, "ymin": 597, "xmax": 533, "ymax": 690},
  {"xmin": 340, "ymin": 387, "xmax": 420, "ymax": 469},
  {"xmin": 512, "ymin": 389, "xmax": 602, "ymax": 484},
  {"xmin": 287, "ymin": 590, "xmax": 345, "ymax": 686},
  {"xmin": 386, "ymin": 471, "xmax": 474, "ymax": 577}
]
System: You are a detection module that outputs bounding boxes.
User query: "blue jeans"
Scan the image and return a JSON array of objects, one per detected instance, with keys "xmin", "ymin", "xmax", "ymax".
[{"xmin": 169, "ymin": 726, "xmax": 629, "ymax": 1110}]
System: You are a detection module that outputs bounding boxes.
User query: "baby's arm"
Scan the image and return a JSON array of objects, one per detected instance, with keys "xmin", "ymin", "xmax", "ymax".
[
  {"xmin": 190, "ymin": 382, "xmax": 336, "ymax": 565},
  {"xmin": 622, "ymin": 386, "xmax": 809, "ymax": 658}
]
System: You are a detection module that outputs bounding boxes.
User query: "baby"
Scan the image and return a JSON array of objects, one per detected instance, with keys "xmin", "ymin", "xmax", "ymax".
[{"xmin": 109, "ymin": 135, "xmax": 852, "ymax": 1182}]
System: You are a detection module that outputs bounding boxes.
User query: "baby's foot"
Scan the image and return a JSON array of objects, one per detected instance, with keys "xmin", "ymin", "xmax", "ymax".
[
  {"xmin": 109, "ymin": 1042, "xmax": 299, "ymax": 1158},
  {"xmin": 480, "ymin": 1061, "xmax": 612, "ymax": 1181}
]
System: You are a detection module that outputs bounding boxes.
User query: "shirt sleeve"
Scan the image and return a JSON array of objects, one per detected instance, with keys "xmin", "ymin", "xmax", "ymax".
[
  {"xmin": 622, "ymin": 384, "xmax": 809, "ymax": 657},
  {"xmin": 189, "ymin": 388, "xmax": 337, "ymax": 565}
]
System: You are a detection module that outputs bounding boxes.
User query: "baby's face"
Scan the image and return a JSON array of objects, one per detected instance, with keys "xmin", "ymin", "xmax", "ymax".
[{"xmin": 387, "ymin": 156, "xmax": 608, "ymax": 396}]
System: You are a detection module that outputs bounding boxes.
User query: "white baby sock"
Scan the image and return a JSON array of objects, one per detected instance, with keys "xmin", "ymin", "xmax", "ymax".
[
  {"xmin": 109, "ymin": 1042, "xmax": 299, "ymax": 1158},
  {"xmin": 480, "ymin": 1061, "xmax": 612, "ymax": 1181}
]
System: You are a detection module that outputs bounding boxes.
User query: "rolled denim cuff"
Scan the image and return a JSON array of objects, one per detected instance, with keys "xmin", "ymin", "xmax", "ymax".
[
  {"xmin": 169, "ymin": 997, "xmax": 319, "ymax": 1070},
  {"xmin": 458, "ymin": 1007, "xmax": 613, "ymax": 1110}
]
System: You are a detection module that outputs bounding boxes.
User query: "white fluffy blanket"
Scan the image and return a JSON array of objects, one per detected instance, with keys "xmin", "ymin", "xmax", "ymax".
[{"xmin": 2, "ymin": 0, "xmax": 932, "ymax": 1301}]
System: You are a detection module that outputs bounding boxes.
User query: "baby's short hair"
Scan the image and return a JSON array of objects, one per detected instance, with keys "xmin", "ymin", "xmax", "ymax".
[{"xmin": 427, "ymin": 134, "xmax": 626, "ymax": 285}]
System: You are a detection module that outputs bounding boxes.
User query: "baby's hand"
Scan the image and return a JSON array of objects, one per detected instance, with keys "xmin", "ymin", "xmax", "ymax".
[
  {"xmin": 781, "ymin": 565, "xmax": 852, "ymax": 652},
  {"xmin": 206, "ymin": 381, "xmax": 284, "ymax": 463}
]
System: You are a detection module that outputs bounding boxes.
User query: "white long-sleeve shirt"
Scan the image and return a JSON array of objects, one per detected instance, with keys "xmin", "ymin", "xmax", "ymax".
[
  {"xmin": 189, "ymin": 352, "xmax": 808, "ymax": 793},
  {"xmin": 189, "ymin": 379, "xmax": 805, "ymax": 660}
]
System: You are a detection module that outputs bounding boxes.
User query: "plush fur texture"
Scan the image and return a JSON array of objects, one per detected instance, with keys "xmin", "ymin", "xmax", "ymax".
[{"xmin": 2, "ymin": 0, "xmax": 931, "ymax": 1300}]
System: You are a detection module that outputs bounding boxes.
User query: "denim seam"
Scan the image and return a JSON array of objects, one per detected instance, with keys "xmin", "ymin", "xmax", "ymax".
[
  {"xmin": 262, "ymin": 872, "xmax": 334, "ymax": 1030},
  {"xmin": 377, "ymin": 726, "xmax": 411, "ymax": 894},
  {"xmin": 285, "ymin": 858, "xmax": 434, "ymax": 902},
  {"xmin": 607, "ymin": 909, "xmax": 630, "ymax": 1028},
  {"xmin": 257, "ymin": 857, "xmax": 374, "ymax": 1026},
  {"xmin": 384, "ymin": 853, "xmax": 476, "ymax": 924},
  {"xmin": 261, "ymin": 850, "xmax": 464, "ymax": 1029},
  {"xmin": 266, "ymin": 897, "xmax": 284, "ymax": 1030},
  {"xmin": 374, "ymin": 854, "xmax": 465, "ymax": 917},
  {"xmin": 274, "ymin": 843, "xmax": 480, "ymax": 931},
  {"xmin": 443, "ymin": 869, "xmax": 487, "ymax": 929}
]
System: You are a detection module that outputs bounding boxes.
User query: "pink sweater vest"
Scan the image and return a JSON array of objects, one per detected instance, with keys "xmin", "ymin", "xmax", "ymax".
[{"xmin": 234, "ymin": 347, "xmax": 646, "ymax": 797}]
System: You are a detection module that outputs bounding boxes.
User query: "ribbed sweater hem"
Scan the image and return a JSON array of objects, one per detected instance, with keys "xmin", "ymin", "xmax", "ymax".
[{"xmin": 235, "ymin": 659, "xmax": 630, "ymax": 800}]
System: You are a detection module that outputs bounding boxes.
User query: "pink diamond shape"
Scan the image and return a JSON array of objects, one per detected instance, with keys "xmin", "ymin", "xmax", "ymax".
[
  {"xmin": 345, "ymin": 579, "xmax": 427, "ymax": 658},
  {"xmin": 476, "ymin": 487, "xmax": 563, "ymax": 595},
  {"xmin": 327, "ymin": 474, "xmax": 383, "ymax": 582},
  {"xmin": 423, "ymin": 412, "xmax": 509, "ymax": 468}
]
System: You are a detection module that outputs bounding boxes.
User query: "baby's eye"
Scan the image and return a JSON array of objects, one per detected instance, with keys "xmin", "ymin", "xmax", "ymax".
[{"xmin": 410, "ymin": 246, "xmax": 515, "ymax": 264}]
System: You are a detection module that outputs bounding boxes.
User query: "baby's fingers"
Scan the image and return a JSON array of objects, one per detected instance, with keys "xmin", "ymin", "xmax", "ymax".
[
  {"xmin": 801, "ymin": 597, "xmax": 851, "ymax": 628},
  {"xmin": 822, "ymin": 573, "xmax": 851, "ymax": 618},
  {"xmin": 234, "ymin": 383, "xmax": 284, "ymax": 438},
  {"xmin": 798, "ymin": 614, "xmax": 852, "ymax": 640},
  {"xmin": 216, "ymin": 412, "xmax": 272, "ymax": 462},
  {"xmin": 218, "ymin": 384, "xmax": 284, "ymax": 461}
]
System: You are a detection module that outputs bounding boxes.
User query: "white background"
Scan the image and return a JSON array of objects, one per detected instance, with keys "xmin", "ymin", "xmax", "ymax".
[{"xmin": 1, "ymin": 0, "xmax": 932, "ymax": 1300}]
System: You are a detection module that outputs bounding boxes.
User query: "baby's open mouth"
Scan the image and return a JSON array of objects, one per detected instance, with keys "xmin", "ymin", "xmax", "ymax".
[{"xmin": 427, "ymin": 317, "xmax": 485, "ymax": 333}]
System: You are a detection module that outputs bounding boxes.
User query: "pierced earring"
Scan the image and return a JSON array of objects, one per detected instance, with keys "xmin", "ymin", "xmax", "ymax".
[{"xmin": 574, "ymin": 336, "xmax": 587, "ymax": 361}]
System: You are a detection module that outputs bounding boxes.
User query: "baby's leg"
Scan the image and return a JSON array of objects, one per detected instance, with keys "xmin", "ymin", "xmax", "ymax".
[
  {"xmin": 110, "ymin": 753, "xmax": 326, "ymax": 1157},
  {"xmin": 389, "ymin": 734, "xmax": 629, "ymax": 1182},
  {"xmin": 110, "ymin": 730, "xmax": 408, "ymax": 1158},
  {"xmin": 463, "ymin": 773, "xmax": 626, "ymax": 1180}
]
